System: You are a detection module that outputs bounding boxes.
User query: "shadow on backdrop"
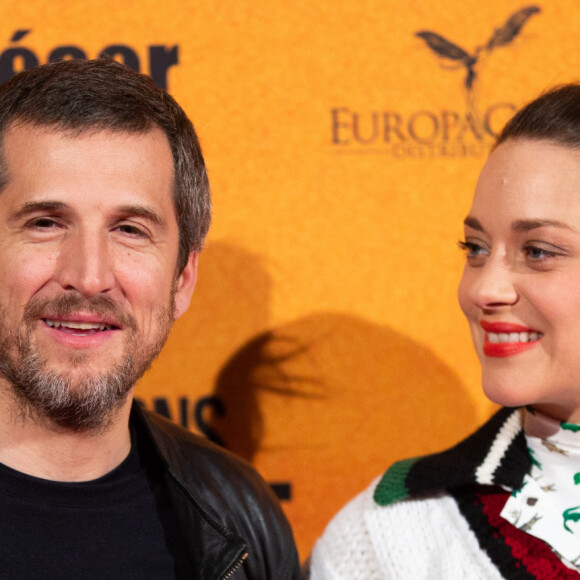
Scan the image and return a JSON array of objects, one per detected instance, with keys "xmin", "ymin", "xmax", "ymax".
[
  {"xmin": 144, "ymin": 240, "xmax": 273, "ymax": 402},
  {"xmin": 209, "ymin": 312, "xmax": 477, "ymax": 463},
  {"xmin": 145, "ymin": 240, "xmax": 480, "ymax": 556},
  {"xmin": 208, "ymin": 312, "xmax": 478, "ymax": 554}
]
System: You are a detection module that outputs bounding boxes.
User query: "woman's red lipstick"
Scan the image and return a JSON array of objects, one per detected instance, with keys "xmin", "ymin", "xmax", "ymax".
[{"xmin": 480, "ymin": 321, "xmax": 543, "ymax": 357}]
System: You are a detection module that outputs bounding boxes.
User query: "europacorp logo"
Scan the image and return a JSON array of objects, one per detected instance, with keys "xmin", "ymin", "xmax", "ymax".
[
  {"xmin": 0, "ymin": 29, "xmax": 179, "ymax": 89},
  {"xmin": 331, "ymin": 6, "xmax": 541, "ymax": 159}
]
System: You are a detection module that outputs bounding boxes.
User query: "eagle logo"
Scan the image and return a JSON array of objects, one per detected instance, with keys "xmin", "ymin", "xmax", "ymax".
[{"xmin": 416, "ymin": 6, "xmax": 541, "ymax": 134}]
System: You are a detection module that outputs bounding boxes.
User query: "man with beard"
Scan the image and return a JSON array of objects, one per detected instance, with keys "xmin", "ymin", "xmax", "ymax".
[{"xmin": 0, "ymin": 59, "xmax": 299, "ymax": 579}]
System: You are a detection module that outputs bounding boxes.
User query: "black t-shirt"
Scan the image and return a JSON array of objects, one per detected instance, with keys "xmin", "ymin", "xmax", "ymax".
[{"xmin": 0, "ymin": 427, "xmax": 193, "ymax": 579}]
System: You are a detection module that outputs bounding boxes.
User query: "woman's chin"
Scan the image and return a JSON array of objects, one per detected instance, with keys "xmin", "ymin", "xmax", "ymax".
[{"xmin": 481, "ymin": 379, "xmax": 535, "ymax": 409}]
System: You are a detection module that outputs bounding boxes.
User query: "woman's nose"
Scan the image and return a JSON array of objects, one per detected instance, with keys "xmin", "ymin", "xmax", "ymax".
[{"xmin": 462, "ymin": 256, "xmax": 519, "ymax": 311}]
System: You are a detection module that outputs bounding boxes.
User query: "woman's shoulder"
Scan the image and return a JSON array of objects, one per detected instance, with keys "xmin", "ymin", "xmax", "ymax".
[
  {"xmin": 308, "ymin": 475, "xmax": 503, "ymax": 580},
  {"xmin": 313, "ymin": 474, "xmax": 455, "ymax": 554}
]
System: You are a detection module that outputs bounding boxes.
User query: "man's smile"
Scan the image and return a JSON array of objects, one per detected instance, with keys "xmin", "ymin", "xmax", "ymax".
[
  {"xmin": 43, "ymin": 319, "xmax": 117, "ymax": 334},
  {"xmin": 35, "ymin": 310, "xmax": 126, "ymax": 347}
]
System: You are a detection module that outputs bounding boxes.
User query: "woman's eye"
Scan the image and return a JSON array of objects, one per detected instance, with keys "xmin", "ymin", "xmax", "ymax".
[
  {"xmin": 458, "ymin": 240, "xmax": 489, "ymax": 266},
  {"xmin": 458, "ymin": 240, "xmax": 487, "ymax": 257},
  {"xmin": 524, "ymin": 245, "xmax": 557, "ymax": 260}
]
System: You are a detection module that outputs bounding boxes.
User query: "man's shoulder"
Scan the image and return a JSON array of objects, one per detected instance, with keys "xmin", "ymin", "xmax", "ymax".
[
  {"xmin": 133, "ymin": 404, "xmax": 301, "ymax": 579},
  {"xmin": 135, "ymin": 405, "xmax": 271, "ymax": 495},
  {"xmin": 137, "ymin": 404, "xmax": 237, "ymax": 459}
]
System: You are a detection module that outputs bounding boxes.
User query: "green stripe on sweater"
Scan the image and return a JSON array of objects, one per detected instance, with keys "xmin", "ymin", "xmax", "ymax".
[{"xmin": 373, "ymin": 457, "xmax": 420, "ymax": 506}]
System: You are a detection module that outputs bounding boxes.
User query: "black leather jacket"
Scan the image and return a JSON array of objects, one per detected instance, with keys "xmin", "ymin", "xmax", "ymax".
[{"xmin": 132, "ymin": 403, "xmax": 300, "ymax": 580}]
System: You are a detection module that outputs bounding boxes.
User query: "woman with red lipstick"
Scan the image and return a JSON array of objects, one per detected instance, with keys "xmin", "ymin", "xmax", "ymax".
[{"xmin": 307, "ymin": 85, "xmax": 580, "ymax": 579}]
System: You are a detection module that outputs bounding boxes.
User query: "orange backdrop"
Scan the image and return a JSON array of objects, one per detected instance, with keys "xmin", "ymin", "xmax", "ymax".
[{"xmin": 3, "ymin": 0, "xmax": 577, "ymax": 558}]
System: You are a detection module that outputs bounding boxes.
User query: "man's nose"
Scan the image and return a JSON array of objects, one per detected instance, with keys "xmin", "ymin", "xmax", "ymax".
[
  {"xmin": 468, "ymin": 256, "xmax": 519, "ymax": 311},
  {"xmin": 54, "ymin": 233, "xmax": 115, "ymax": 298}
]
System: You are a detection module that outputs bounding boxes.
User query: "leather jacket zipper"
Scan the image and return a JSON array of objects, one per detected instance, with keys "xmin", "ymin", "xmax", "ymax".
[{"xmin": 221, "ymin": 552, "xmax": 248, "ymax": 579}]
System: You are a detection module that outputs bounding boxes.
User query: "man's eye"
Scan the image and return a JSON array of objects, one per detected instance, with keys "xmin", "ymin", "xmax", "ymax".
[
  {"xmin": 116, "ymin": 224, "xmax": 148, "ymax": 237},
  {"xmin": 28, "ymin": 218, "xmax": 59, "ymax": 229}
]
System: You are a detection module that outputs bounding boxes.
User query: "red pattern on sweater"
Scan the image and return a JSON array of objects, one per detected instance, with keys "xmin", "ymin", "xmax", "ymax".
[{"xmin": 477, "ymin": 490, "xmax": 580, "ymax": 579}]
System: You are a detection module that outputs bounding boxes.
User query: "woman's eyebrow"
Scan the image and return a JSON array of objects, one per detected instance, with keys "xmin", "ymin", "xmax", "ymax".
[
  {"xmin": 463, "ymin": 217, "xmax": 574, "ymax": 233},
  {"xmin": 463, "ymin": 216, "xmax": 484, "ymax": 231},
  {"xmin": 511, "ymin": 218, "xmax": 572, "ymax": 232}
]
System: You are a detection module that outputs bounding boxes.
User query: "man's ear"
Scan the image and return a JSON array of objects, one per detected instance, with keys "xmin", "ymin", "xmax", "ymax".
[{"xmin": 174, "ymin": 252, "xmax": 198, "ymax": 320}]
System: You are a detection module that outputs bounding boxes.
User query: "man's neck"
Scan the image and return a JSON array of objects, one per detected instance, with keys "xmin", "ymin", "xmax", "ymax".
[{"xmin": 0, "ymin": 389, "xmax": 133, "ymax": 482}]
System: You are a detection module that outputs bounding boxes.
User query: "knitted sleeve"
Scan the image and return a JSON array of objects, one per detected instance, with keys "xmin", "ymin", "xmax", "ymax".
[
  {"xmin": 308, "ymin": 477, "xmax": 504, "ymax": 579},
  {"xmin": 309, "ymin": 478, "xmax": 385, "ymax": 580}
]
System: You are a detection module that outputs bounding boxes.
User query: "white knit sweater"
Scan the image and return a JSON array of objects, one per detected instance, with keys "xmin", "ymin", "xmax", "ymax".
[
  {"xmin": 309, "ymin": 478, "xmax": 503, "ymax": 579},
  {"xmin": 307, "ymin": 408, "xmax": 576, "ymax": 579}
]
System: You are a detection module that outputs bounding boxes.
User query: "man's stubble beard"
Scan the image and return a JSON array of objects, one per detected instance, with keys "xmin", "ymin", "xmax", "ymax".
[{"xmin": 0, "ymin": 293, "xmax": 175, "ymax": 433}]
